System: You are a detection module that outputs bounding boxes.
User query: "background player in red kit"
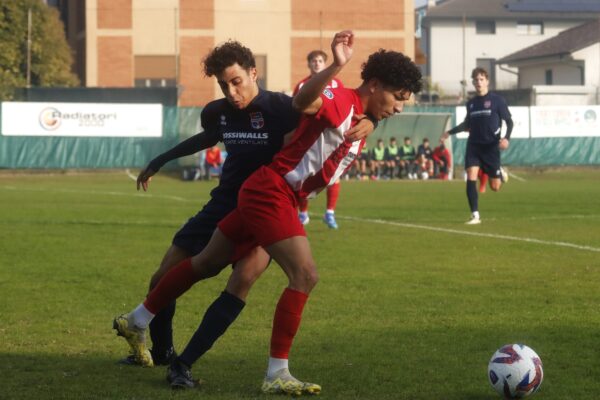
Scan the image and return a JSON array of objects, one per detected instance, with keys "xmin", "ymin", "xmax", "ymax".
[
  {"xmin": 114, "ymin": 30, "xmax": 422, "ymax": 395},
  {"xmin": 293, "ymin": 50, "xmax": 344, "ymax": 229}
]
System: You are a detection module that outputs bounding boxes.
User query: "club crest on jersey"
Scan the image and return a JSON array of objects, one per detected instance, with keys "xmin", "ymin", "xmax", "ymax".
[
  {"xmin": 220, "ymin": 115, "xmax": 226, "ymax": 126},
  {"xmin": 323, "ymin": 89, "xmax": 334, "ymax": 99},
  {"xmin": 484, "ymin": 100, "xmax": 491, "ymax": 108},
  {"xmin": 249, "ymin": 112, "xmax": 264, "ymax": 129}
]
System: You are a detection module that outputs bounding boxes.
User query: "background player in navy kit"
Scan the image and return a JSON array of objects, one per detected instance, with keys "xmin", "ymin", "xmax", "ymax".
[
  {"xmin": 294, "ymin": 50, "xmax": 344, "ymax": 229},
  {"xmin": 440, "ymin": 67, "xmax": 513, "ymax": 224}
]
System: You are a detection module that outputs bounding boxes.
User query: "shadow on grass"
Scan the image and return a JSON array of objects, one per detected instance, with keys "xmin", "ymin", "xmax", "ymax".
[{"xmin": 0, "ymin": 352, "xmax": 270, "ymax": 400}]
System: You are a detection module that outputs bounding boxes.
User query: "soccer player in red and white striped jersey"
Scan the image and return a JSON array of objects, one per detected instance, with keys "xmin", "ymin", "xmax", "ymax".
[{"xmin": 116, "ymin": 30, "xmax": 422, "ymax": 395}]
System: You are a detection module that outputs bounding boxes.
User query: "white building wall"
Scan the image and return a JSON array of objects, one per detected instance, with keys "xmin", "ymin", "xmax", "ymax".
[
  {"xmin": 428, "ymin": 19, "xmax": 581, "ymax": 96},
  {"xmin": 519, "ymin": 62, "xmax": 584, "ymax": 86},
  {"xmin": 573, "ymin": 43, "xmax": 600, "ymax": 87}
]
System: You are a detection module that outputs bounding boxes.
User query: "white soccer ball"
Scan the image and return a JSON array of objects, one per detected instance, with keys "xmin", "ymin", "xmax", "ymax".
[
  {"xmin": 488, "ymin": 344, "xmax": 543, "ymax": 398},
  {"xmin": 421, "ymin": 171, "xmax": 429, "ymax": 180}
]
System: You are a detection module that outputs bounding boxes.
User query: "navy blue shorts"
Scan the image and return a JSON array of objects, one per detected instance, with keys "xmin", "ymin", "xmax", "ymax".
[
  {"xmin": 465, "ymin": 142, "xmax": 501, "ymax": 178},
  {"xmin": 172, "ymin": 198, "xmax": 235, "ymax": 256}
]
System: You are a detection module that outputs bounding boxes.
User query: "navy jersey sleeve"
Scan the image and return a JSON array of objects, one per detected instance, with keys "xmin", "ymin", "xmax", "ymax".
[
  {"xmin": 496, "ymin": 96, "xmax": 514, "ymax": 140},
  {"xmin": 200, "ymin": 101, "xmax": 224, "ymax": 142},
  {"xmin": 496, "ymin": 96, "xmax": 511, "ymax": 122},
  {"xmin": 448, "ymin": 102, "xmax": 470, "ymax": 135},
  {"xmin": 269, "ymin": 92, "xmax": 301, "ymax": 134}
]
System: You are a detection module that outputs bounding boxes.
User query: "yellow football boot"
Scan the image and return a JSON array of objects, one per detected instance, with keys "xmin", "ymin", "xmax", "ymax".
[
  {"xmin": 112, "ymin": 314, "xmax": 153, "ymax": 367},
  {"xmin": 261, "ymin": 368, "xmax": 321, "ymax": 396}
]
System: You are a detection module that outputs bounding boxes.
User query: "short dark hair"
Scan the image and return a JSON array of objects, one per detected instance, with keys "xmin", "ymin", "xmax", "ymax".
[
  {"xmin": 390, "ymin": 137, "xmax": 396, "ymax": 141},
  {"xmin": 471, "ymin": 67, "xmax": 488, "ymax": 80},
  {"xmin": 404, "ymin": 136, "xmax": 411, "ymax": 141},
  {"xmin": 361, "ymin": 50, "xmax": 422, "ymax": 94},
  {"xmin": 307, "ymin": 50, "xmax": 328, "ymax": 63},
  {"xmin": 423, "ymin": 138, "xmax": 429, "ymax": 143},
  {"xmin": 204, "ymin": 40, "xmax": 256, "ymax": 77}
]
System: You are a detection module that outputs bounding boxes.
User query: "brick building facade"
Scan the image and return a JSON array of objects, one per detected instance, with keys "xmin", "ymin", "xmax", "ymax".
[{"xmin": 57, "ymin": 0, "xmax": 415, "ymax": 106}]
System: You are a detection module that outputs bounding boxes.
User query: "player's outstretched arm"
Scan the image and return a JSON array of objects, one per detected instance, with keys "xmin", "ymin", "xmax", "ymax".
[
  {"xmin": 440, "ymin": 120, "xmax": 468, "ymax": 143},
  {"xmin": 292, "ymin": 30, "xmax": 354, "ymax": 115},
  {"xmin": 137, "ymin": 131, "xmax": 219, "ymax": 191}
]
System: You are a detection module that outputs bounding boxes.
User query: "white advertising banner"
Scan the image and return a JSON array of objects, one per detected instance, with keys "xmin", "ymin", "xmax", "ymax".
[
  {"xmin": 530, "ymin": 106, "xmax": 600, "ymax": 138},
  {"xmin": 1, "ymin": 102, "xmax": 163, "ymax": 137},
  {"xmin": 454, "ymin": 106, "xmax": 530, "ymax": 139}
]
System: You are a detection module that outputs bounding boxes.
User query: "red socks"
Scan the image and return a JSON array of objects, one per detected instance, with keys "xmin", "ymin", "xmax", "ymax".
[
  {"xmin": 326, "ymin": 182, "xmax": 340, "ymax": 210},
  {"xmin": 144, "ymin": 258, "xmax": 198, "ymax": 314},
  {"xmin": 270, "ymin": 288, "xmax": 309, "ymax": 359},
  {"xmin": 298, "ymin": 197, "xmax": 309, "ymax": 212},
  {"xmin": 299, "ymin": 182, "xmax": 340, "ymax": 213},
  {"xmin": 478, "ymin": 169, "xmax": 489, "ymax": 192}
]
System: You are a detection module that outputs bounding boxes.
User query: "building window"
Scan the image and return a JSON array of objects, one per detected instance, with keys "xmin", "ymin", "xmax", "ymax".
[
  {"xmin": 134, "ymin": 55, "xmax": 177, "ymax": 87},
  {"xmin": 545, "ymin": 69, "xmax": 553, "ymax": 85},
  {"xmin": 476, "ymin": 20, "xmax": 496, "ymax": 34},
  {"xmin": 135, "ymin": 78, "xmax": 176, "ymax": 88},
  {"xmin": 255, "ymin": 55, "xmax": 267, "ymax": 89},
  {"xmin": 517, "ymin": 22, "xmax": 543, "ymax": 35}
]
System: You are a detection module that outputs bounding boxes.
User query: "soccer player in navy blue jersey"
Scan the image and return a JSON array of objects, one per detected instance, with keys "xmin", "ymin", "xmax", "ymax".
[
  {"xmin": 117, "ymin": 40, "xmax": 298, "ymax": 370},
  {"xmin": 440, "ymin": 67, "xmax": 513, "ymax": 224},
  {"xmin": 114, "ymin": 39, "xmax": 375, "ymax": 387}
]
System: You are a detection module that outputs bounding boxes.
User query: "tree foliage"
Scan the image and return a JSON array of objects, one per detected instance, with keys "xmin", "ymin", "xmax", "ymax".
[{"xmin": 0, "ymin": 0, "xmax": 78, "ymax": 100}]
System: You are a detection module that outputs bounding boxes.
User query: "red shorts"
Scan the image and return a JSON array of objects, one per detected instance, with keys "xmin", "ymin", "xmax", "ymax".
[{"xmin": 218, "ymin": 166, "xmax": 306, "ymax": 262}]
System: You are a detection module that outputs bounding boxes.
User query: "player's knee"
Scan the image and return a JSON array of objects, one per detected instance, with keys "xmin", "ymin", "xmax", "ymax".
[
  {"xmin": 289, "ymin": 262, "xmax": 319, "ymax": 292},
  {"xmin": 300, "ymin": 263, "xmax": 319, "ymax": 290},
  {"xmin": 225, "ymin": 272, "xmax": 256, "ymax": 300},
  {"xmin": 490, "ymin": 182, "xmax": 501, "ymax": 191},
  {"xmin": 232, "ymin": 264, "xmax": 263, "ymax": 289}
]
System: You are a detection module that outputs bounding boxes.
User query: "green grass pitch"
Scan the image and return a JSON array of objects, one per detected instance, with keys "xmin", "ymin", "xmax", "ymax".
[{"xmin": 1, "ymin": 169, "xmax": 599, "ymax": 399}]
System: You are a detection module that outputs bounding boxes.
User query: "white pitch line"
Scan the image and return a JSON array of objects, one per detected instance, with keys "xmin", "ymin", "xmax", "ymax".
[
  {"xmin": 125, "ymin": 168, "xmax": 138, "ymax": 181},
  {"xmin": 337, "ymin": 215, "xmax": 600, "ymax": 253},
  {"xmin": 0, "ymin": 185, "xmax": 196, "ymax": 203},
  {"xmin": 507, "ymin": 171, "xmax": 527, "ymax": 182}
]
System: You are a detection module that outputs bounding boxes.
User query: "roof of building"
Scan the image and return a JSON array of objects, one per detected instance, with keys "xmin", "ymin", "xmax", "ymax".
[
  {"xmin": 498, "ymin": 19, "xmax": 600, "ymax": 63},
  {"xmin": 423, "ymin": 0, "xmax": 600, "ymax": 22}
]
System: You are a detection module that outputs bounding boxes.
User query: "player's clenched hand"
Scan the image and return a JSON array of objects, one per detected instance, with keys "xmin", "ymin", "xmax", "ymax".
[
  {"xmin": 499, "ymin": 138, "xmax": 510, "ymax": 150},
  {"xmin": 345, "ymin": 114, "xmax": 375, "ymax": 142},
  {"xmin": 331, "ymin": 30, "xmax": 354, "ymax": 67},
  {"xmin": 137, "ymin": 164, "xmax": 156, "ymax": 191}
]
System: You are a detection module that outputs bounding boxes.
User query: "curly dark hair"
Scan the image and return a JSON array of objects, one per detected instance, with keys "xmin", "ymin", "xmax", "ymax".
[
  {"xmin": 203, "ymin": 40, "xmax": 256, "ymax": 77},
  {"xmin": 361, "ymin": 50, "xmax": 423, "ymax": 94}
]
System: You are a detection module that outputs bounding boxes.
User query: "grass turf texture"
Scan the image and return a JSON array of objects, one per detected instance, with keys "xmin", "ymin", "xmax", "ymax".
[{"xmin": 0, "ymin": 169, "xmax": 599, "ymax": 399}]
